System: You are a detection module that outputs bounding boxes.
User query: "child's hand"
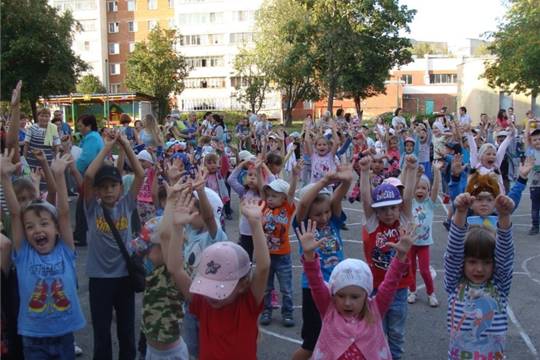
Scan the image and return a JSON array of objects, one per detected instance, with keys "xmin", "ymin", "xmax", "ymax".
[
  {"xmin": 334, "ymin": 161, "xmax": 354, "ymax": 182},
  {"xmin": 30, "ymin": 168, "xmax": 42, "ymax": 185},
  {"xmin": 117, "ymin": 133, "xmax": 130, "ymax": 148},
  {"xmin": 357, "ymin": 155, "xmax": 371, "ymax": 172},
  {"xmin": 292, "ymin": 159, "xmax": 303, "ymax": 178},
  {"xmin": 297, "ymin": 219, "xmax": 322, "ymax": 260},
  {"xmin": 191, "ymin": 168, "xmax": 206, "ymax": 192},
  {"xmin": 50, "ymin": 153, "xmax": 73, "ymax": 175},
  {"xmin": 11, "ymin": 80, "xmax": 22, "ymax": 106},
  {"xmin": 433, "ymin": 159, "xmax": 445, "ymax": 171},
  {"xmin": 404, "ymin": 155, "xmax": 418, "ymax": 169},
  {"xmin": 519, "ymin": 157, "xmax": 535, "ymax": 178},
  {"xmin": 387, "ymin": 224, "xmax": 415, "ymax": 261},
  {"xmin": 240, "ymin": 198, "xmax": 264, "ymax": 222},
  {"xmin": 32, "ymin": 149, "xmax": 47, "ymax": 163},
  {"xmin": 454, "ymin": 192, "xmax": 474, "ymax": 213},
  {"xmin": 173, "ymin": 187, "xmax": 198, "ymax": 226},
  {"xmin": 450, "ymin": 154, "xmax": 465, "ymax": 177},
  {"xmin": 0, "ymin": 149, "xmax": 20, "ymax": 177},
  {"xmin": 104, "ymin": 130, "xmax": 118, "ymax": 147},
  {"xmin": 494, "ymin": 195, "xmax": 514, "ymax": 216},
  {"xmin": 165, "ymin": 178, "xmax": 190, "ymax": 202}
]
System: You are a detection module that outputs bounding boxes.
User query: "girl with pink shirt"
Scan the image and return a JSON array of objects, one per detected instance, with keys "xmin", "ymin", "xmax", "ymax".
[
  {"xmin": 297, "ymin": 220, "xmax": 414, "ymax": 360},
  {"xmin": 304, "ymin": 123, "xmax": 339, "ymax": 184},
  {"xmin": 136, "ymin": 149, "xmax": 157, "ymax": 223}
]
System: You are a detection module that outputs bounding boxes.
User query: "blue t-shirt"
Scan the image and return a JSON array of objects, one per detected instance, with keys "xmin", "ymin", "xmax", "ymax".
[
  {"xmin": 13, "ymin": 240, "xmax": 86, "ymax": 337},
  {"xmin": 293, "ymin": 212, "xmax": 346, "ymax": 288}
]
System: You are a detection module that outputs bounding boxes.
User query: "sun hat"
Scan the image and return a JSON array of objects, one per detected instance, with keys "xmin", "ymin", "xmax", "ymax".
[
  {"xmin": 264, "ymin": 179, "xmax": 290, "ymax": 195},
  {"xmin": 383, "ymin": 177, "xmax": 404, "ymax": 189},
  {"xmin": 94, "ymin": 165, "xmax": 122, "ymax": 186},
  {"xmin": 238, "ymin": 150, "xmax": 256, "ymax": 162},
  {"xmin": 404, "ymin": 137, "xmax": 416, "ymax": 144},
  {"xmin": 496, "ymin": 130, "xmax": 509, "ymax": 138},
  {"xmin": 329, "ymin": 258, "xmax": 373, "ymax": 295},
  {"xmin": 529, "ymin": 128, "xmax": 540, "ymax": 136},
  {"xmin": 371, "ymin": 183, "xmax": 402, "ymax": 208},
  {"xmin": 193, "ymin": 187, "xmax": 224, "ymax": 225},
  {"xmin": 190, "ymin": 242, "xmax": 252, "ymax": 300},
  {"xmin": 289, "ymin": 131, "xmax": 301, "ymax": 138},
  {"xmin": 136, "ymin": 150, "xmax": 154, "ymax": 164}
]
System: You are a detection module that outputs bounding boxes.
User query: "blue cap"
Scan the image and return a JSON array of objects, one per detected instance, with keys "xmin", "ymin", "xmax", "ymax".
[{"xmin": 371, "ymin": 184, "xmax": 402, "ymax": 208}]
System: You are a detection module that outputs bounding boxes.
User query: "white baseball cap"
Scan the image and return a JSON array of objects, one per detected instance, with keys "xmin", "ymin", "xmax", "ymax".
[
  {"xmin": 136, "ymin": 150, "xmax": 154, "ymax": 164},
  {"xmin": 264, "ymin": 179, "xmax": 290, "ymax": 195},
  {"xmin": 238, "ymin": 150, "xmax": 256, "ymax": 162}
]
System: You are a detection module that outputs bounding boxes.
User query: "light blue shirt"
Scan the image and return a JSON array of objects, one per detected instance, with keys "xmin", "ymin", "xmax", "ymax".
[{"xmin": 76, "ymin": 131, "xmax": 104, "ymax": 174}]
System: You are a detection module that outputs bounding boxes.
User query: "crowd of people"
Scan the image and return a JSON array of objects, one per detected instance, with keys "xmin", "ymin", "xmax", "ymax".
[{"xmin": 1, "ymin": 80, "xmax": 539, "ymax": 360}]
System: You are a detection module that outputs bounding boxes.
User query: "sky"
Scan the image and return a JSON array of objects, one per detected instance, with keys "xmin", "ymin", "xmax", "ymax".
[{"xmin": 399, "ymin": 0, "xmax": 507, "ymax": 43}]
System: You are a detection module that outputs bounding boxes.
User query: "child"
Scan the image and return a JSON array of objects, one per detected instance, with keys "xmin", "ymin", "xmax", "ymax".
[
  {"xmin": 1, "ymin": 150, "xmax": 85, "ymax": 359},
  {"xmin": 359, "ymin": 154, "xmax": 417, "ymax": 360},
  {"xmin": 445, "ymin": 192, "xmax": 514, "ymax": 359},
  {"xmin": 83, "ymin": 131, "xmax": 145, "ymax": 360},
  {"xmin": 291, "ymin": 163, "xmax": 353, "ymax": 360},
  {"xmin": 136, "ymin": 149, "xmax": 157, "ymax": 224},
  {"xmin": 524, "ymin": 126, "xmax": 540, "ymax": 235},
  {"xmin": 407, "ymin": 160, "xmax": 443, "ymax": 307},
  {"xmin": 259, "ymin": 162, "xmax": 300, "ymax": 327},
  {"xmin": 203, "ymin": 152, "xmax": 230, "ymax": 221},
  {"xmin": 304, "ymin": 124, "xmax": 339, "ymax": 184},
  {"xmin": 416, "ymin": 121, "xmax": 433, "ymax": 181},
  {"xmin": 164, "ymin": 191, "xmax": 270, "ymax": 360},
  {"xmin": 297, "ymin": 219, "xmax": 414, "ymax": 359}
]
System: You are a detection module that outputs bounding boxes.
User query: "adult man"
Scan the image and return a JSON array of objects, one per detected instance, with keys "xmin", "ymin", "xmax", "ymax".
[
  {"xmin": 458, "ymin": 106, "xmax": 471, "ymax": 125},
  {"xmin": 53, "ymin": 110, "xmax": 72, "ymax": 137}
]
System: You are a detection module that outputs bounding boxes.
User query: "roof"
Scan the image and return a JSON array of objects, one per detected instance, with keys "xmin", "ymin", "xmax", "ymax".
[{"xmin": 40, "ymin": 92, "xmax": 157, "ymax": 105}]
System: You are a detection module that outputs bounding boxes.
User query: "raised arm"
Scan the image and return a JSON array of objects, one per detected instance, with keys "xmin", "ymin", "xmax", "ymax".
[
  {"xmin": 118, "ymin": 134, "xmax": 145, "ymax": 198},
  {"xmin": 495, "ymin": 128, "xmax": 514, "ymax": 168},
  {"xmin": 32, "ymin": 150, "xmax": 57, "ymax": 205},
  {"xmin": 358, "ymin": 156, "xmax": 374, "ymax": 218},
  {"xmin": 466, "ymin": 132, "xmax": 479, "ymax": 168},
  {"xmin": 50, "ymin": 154, "xmax": 75, "ymax": 249},
  {"xmin": 430, "ymin": 160, "xmax": 443, "ymax": 202},
  {"xmin": 6, "ymin": 81, "xmax": 22, "ymax": 164},
  {"xmin": 288, "ymin": 160, "xmax": 302, "ymax": 202},
  {"xmin": 330, "ymin": 161, "xmax": 353, "ymax": 217},
  {"xmin": 192, "ymin": 170, "xmax": 218, "ymax": 239},
  {"xmin": 83, "ymin": 134, "xmax": 116, "ymax": 205},
  {"xmin": 401, "ymin": 155, "xmax": 418, "ymax": 219},
  {"xmin": 0, "ymin": 149, "xmax": 24, "ymax": 250},
  {"xmin": 493, "ymin": 195, "xmax": 514, "ymax": 297},
  {"xmin": 227, "ymin": 162, "xmax": 248, "ymax": 197},
  {"xmin": 295, "ymin": 172, "xmax": 333, "ymax": 223}
]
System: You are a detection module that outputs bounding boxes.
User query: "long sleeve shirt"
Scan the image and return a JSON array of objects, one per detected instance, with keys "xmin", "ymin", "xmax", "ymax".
[
  {"xmin": 76, "ymin": 131, "xmax": 104, "ymax": 174},
  {"xmin": 444, "ymin": 222, "xmax": 513, "ymax": 360}
]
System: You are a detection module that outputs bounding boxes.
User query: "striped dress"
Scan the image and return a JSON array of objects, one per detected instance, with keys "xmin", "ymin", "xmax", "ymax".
[
  {"xmin": 24, "ymin": 124, "xmax": 59, "ymax": 189},
  {"xmin": 444, "ymin": 222, "xmax": 513, "ymax": 360}
]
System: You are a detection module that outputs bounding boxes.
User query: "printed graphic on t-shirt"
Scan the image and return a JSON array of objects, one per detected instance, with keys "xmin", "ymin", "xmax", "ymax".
[
  {"xmin": 28, "ymin": 278, "xmax": 71, "ymax": 314},
  {"xmin": 95, "ymin": 215, "xmax": 129, "ymax": 233},
  {"xmin": 315, "ymin": 224, "xmax": 341, "ymax": 269},
  {"xmin": 413, "ymin": 205, "xmax": 430, "ymax": 243},
  {"xmin": 371, "ymin": 225, "xmax": 399, "ymax": 270},
  {"xmin": 263, "ymin": 208, "xmax": 290, "ymax": 250}
]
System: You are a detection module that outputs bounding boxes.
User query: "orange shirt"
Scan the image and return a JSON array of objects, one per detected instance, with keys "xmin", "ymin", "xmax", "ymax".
[{"xmin": 262, "ymin": 201, "xmax": 296, "ymax": 255}]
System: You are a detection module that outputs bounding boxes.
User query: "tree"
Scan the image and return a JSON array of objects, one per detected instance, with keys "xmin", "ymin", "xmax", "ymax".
[
  {"xmin": 76, "ymin": 74, "xmax": 106, "ymax": 94},
  {"xmin": 1, "ymin": 0, "xmax": 88, "ymax": 119},
  {"xmin": 412, "ymin": 42, "xmax": 434, "ymax": 57},
  {"xmin": 254, "ymin": 0, "xmax": 319, "ymax": 126},
  {"xmin": 233, "ymin": 49, "xmax": 271, "ymax": 114},
  {"xmin": 483, "ymin": 0, "xmax": 540, "ymax": 105},
  {"xmin": 125, "ymin": 26, "xmax": 188, "ymax": 121}
]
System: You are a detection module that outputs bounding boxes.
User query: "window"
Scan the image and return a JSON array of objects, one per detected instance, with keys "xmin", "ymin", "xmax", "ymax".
[
  {"xmin": 235, "ymin": 10, "xmax": 255, "ymax": 22},
  {"xmin": 168, "ymin": 0, "xmax": 174, "ymax": 8},
  {"xmin": 148, "ymin": 0, "xmax": 157, "ymax": 10},
  {"xmin": 108, "ymin": 43, "xmax": 120, "ymax": 55},
  {"xmin": 84, "ymin": 41, "xmax": 90, "ymax": 51},
  {"xmin": 181, "ymin": 35, "xmax": 201, "ymax": 46},
  {"xmin": 209, "ymin": 12, "xmax": 223, "ymax": 23},
  {"xmin": 230, "ymin": 76, "xmax": 249, "ymax": 88},
  {"xmin": 110, "ymin": 63, "xmax": 121, "ymax": 75},
  {"xmin": 110, "ymin": 84, "xmax": 121, "ymax": 94},
  {"xmin": 128, "ymin": 21, "xmax": 137, "ymax": 32},
  {"xmin": 303, "ymin": 100, "xmax": 313, "ymax": 110},
  {"xmin": 178, "ymin": 12, "xmax": 224, "ymax": 25},
  {"xmin": 127, "ymin": 0, "xmax": 136, "ymax": 11},
  {"xmin": 184, "ymin": 77, "xmax": 226, "ymax": 89},
  {"xmin": 108, "ymin": 22, "xmax": 119, "ymax": 33},
  {"xmin": 207, "ymin": 34, "xmax": 224, "ymax": 45},
  {"xmin": 186, "ymin": 56, "xmax": 224, "ymax": 68},
  {"xmin": 129, "ymin": 42, "xmax": 136, "ymax": 53},
  {"xmin": 229, "ymin": 32, "xmax": 254, "ymax": 44},
  {"xmin": 78, "ymin": 19, "xmax": 96, "ymax": 32},
  {"xmin": 107, "ymin": 0, "xmax": 118, "ymax": 11},
  {"xmin": 429, "ymin": 73, "xmax": 457, "ymax": 84},
  {"xmin": 148, "ymin": 20, "xmax": 158, "ymax": 30},
  {"xmin": 401, "ymin": 74, "xmax": 412, "ymax": 85}
]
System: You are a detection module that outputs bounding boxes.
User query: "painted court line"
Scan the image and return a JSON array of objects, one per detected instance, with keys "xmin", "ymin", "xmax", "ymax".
[
  {"xmin": 507, "ymin": 305, "xmax": 539, "ymax": 358},
  {"xmin": 260, "ymin": 328, "xmax": 302, "ymax": 345}
]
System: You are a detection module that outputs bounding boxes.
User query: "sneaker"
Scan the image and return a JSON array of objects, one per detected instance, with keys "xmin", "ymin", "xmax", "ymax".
[
  {"xmin": 282, "ymin": 315, "xmax": 295, "ymax": 328},
  {"xmin": 407, "ymin": 291, "xmax": 416, "ymax": 304},
  {"xmin": 528, "ymin": 227, "xmax": 539, "ymax": 236},
  {"xmin": 443, "ymin": 220, "xmax": 451, "ymax": 231},
  {"xmin": 259, "ymin": 311, "xmax": 272, "ymax": 326},
  {"xmin": 271, "ymin": 290, "xmax": 280, "ymax": 309},
  {"xmin": 51, "ymin": 279, "xmax": 71, "ymax": 311},
  {"xmin": 428, "ymin": 293, "xmax": 439, "ymax": 307},
  {"xmin": 28, "ymin": 280, "xmax": 48, "ymax": 313},
  {"xmin": 74, "ymin": 344, "xmax": 83, "ymax": 357}
]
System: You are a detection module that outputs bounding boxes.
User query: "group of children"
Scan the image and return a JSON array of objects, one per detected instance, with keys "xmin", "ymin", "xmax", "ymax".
[{"xmin": 1, "ymin": 80, "xmax": 539, "ymax": 360}]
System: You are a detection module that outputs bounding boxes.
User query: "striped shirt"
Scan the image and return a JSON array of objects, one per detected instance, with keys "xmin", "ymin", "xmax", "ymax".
[
  {"xmin": 25, "ymin": 124, "xmax": 59, "ymax": 189},
  {"xmin": 444, "ymin": 222, "xmax": 513, "ymax": 360}
]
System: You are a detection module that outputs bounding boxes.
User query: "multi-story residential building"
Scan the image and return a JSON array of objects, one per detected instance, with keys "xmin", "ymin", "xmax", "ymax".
[{"xmin": 49, "ymin": 0, "xmax": 108, "ymax": 84}]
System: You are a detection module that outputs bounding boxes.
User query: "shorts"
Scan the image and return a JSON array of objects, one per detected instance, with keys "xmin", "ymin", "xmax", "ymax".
[{"xmin": 300, "ymin": 288, "xmax": 321, "ymax": 351}]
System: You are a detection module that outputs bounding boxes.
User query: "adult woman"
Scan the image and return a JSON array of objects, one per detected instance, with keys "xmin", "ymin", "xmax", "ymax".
[
  {"xmin": 23, "ymin": 108, "xmax": 59, "ymax": 173},
  {"xmin": 211, "ymin": 114, "xmax": 227, "ymax": 143},
  {"xmin": 391, "ymin": 107, "xmax": 407, "ymax": 129},
  {"xmin": 138, "ymin": 114, "xmax": 164, "ymax": 148},
  {"xmin": 119, "ymin": 113, "xmax": 138, "ymax": 146}
]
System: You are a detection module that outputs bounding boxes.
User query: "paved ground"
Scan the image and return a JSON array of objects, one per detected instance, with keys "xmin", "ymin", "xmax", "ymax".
[{"xmin": 72, "ymin": 185, "xmax": 540, "ymax": 360}]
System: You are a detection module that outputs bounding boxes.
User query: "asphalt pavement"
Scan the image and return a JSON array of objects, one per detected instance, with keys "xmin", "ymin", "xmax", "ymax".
[{"xmin": 71, "ymin": 185, "xmax": 540, "ymax": 360}]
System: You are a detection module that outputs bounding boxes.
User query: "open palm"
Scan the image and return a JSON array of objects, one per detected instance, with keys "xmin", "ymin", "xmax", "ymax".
[{"xmin": 297, "ymin": 220, "xmax": 322, "ymax": 254}]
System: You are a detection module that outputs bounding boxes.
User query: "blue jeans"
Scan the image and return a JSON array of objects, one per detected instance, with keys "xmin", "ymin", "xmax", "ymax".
[
  {"xmin": 22, "ymin": 332, "xmax": 75, "ymax": 360},
  {"xmin": 263, "ymin": 254, "xmax": 293, "ymax": 315},
  {"xmin": 382, "ymin": 288, "xmax": 408, "ymax": 360},
  {"xmin": 182, "ymin": 303, "xmax": 199, "ymax": 359},
  {"xmin": 531, "ymin": 187, "xmax": 540, "ymax": 228}
]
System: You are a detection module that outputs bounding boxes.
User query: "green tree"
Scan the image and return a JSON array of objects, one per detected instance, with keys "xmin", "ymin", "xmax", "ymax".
[
  {"xmin": 412, "ymin": 42, "xmax": 434, "ymax": 57},
  {"xmin": 1, "ymin": 0, "xmax": 88, "ymax": 119},
  {"xmin": 233, "ymin": 49, "xmax": 271, "ymax": 114},
  {"xmin": 483, "ymin": 0, "xmax": 540, "ymax": 104},
  {"xmin": 254, "ymin": 0, "xmax": 319, "ymax": 125},
  {"xmin": 125, "ymin": 26, "xmax": 188, "ymax": 120},
  {"xmin": 76, "ymin": 74, "xmax": 106, "ymax": 94}
]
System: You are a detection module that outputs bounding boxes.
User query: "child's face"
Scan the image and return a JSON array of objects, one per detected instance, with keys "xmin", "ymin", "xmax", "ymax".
[
  {"xmin": 245, "ymin": 168, "xmax": 258, "ymax": 188},
  {"xmin": 37, "ymin": 112, "xmax": 50, "ymax": 128},
  {"xmin": 265, "ymin": 188, "xmax": 286, "ymax": 209},
  {"xmin": 315, "ymin": 139, "xmax": 330, "ymax": 156},
  {"xmin": 481, "ymin": 148, "xmax": 497, "ymax": 168},
  {"xmin": 371, "ymin": 158, "xmax": 384, "ymax": 174},
  {"xmin": 418, "ymin": 129, "xmax": 427, "ymax": 142},
  {"xmin": 268, "ymin": 138, "xmax": 279, "ymax": 150},
  {"xmin": 205, "ymin": 277, "xmax": 250, "ymax": 309},
  {"xmin": 23, "ymin": 210, "xmax": 57, "ymax": 254},
  {"xmin": 205, "ymin": 159, "xmax": 218, "ymax": 173},
  {"xmin": 471, "ymin": 192, "xmax": 495, "ymax": 217},
  {"xmin": 374, "ymin": 205, "xmax": 400, "ymax": 225},
  {"xmin": 530, "ymin": 134, "xmax": 540, "ymax": 150},
  {"xmin": 308, "ymin": 198, "xmax": 332, "ymax": 227},
  {"xmin": 464, "ymin": 257, "xmax": 493, "ymax": 284},
  {"xmin": 432, "ymin": 127, "xmax": 441, "ymax": 137},
  {"xmin": 415, "ymin": 180, "xmax": 430, "ymax": 201},
  {"xmin": 388, "ymin": 138, "xmax": 398, "ymax": 149},
  {"xmin": 404, "ymin": 142, "xmax": 414, "ymax": 153},
  {"xmin": 268, "ymin": 163, "xmax": 282, "ymax": 176},
  {"xmin": 96, "ymin": 180, "xmax": 123, "ymax": 207},
  {"xmin": 17, "ymin": 188, "xmax": 37, "ymax": 209},
  {"xmin": 334, "ymin": 286, "xmax": 367, "ymax": 319}
]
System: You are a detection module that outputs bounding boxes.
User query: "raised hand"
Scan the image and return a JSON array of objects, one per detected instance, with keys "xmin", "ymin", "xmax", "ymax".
[
  {"xmin": 357, "ymin": 155, "xmax": 371, "ymax": 172},
  {"xmin": 11, "ymin": 80, "xmax": 22, "ymax": 106},
  {"xmin": 519, "ymin": 157, "xmax": 535, "ymax": 179},
  {"xmin": 104, "ymin": 129, "xmax": 118, "ymax": 147},
  {"xmin": 450, "ymin": 154, "xmax": 465, "ymax": 177},
  {"xmin": 387, "ymin": 224, "xmax": 415, "ymax": 261},
  {"xmin": 164, "ymin": 178, "xmax": 190, "ymax": 203},
  {"xmin": 173, "ymin": 187, "xmax": 198, "ymax": 226},
  {"xmin": 30, "ymin": 168, "xmax": 42, "ymax": 185},
  {"xmin": 334, "ymin": 160, "xmax": 354, "ymax": 182},
  {"xmin": 50, "ymin": 153, "xmax": 74, "ymax": 175},
  {"xmin": 0, "ymin": 149, "xmax": 20, "ymax": 177},
  {"xmin": 454, "ymin": 192, "xmax": 475, "ymax": 213},
  {"xmin": 191, "ymin": 168, "xmax": 206, "ymax": 192},
  {"xmin": 32, "ymin": 149, "xmax": 47, "ymax": 163},
  {"xmin": 433, "ymin": 159, "xmax": 445, "ymax": 171},
  {"xmin": 494, "ymin": 194, "xmax": 514, "ymax": 216},
  {"xmin": 297, "ymin": 219, "xmax": 323, "ymax": 259},
  {"xmin": 404, "ymin": 154, "xmax": 418, "ymax": 169},
  {"xmin": 292, "ymin": 159, "xmax": 303, "ymax": 178},
  {"xmin": 240, "ymin": 197, "xmax": 264, "ymax": 222}
]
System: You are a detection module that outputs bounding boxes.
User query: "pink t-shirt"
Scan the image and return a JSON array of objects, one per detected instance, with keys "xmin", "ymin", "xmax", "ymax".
[
  {"xmin": 137, "ymin": 168, "xmax": 155, "ymax": 203},
  {"xmin": 310, "ymin": 151, "xmax": 336, "ymax": 184}
]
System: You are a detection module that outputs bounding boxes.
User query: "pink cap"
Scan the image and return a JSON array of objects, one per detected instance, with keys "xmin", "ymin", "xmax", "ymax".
[
  {"xmin": 383, "ymin": 177, "xmax": 404, "ymax": 188},
  {"xmin": 190, "ymin": 242, "xmax": 252, "ymax": 300}
]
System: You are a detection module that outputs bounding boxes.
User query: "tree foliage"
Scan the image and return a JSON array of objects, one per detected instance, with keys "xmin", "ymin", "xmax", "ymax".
[
  {"xmin": 483, "ymin": 0, "xmax": 540, "ymax": 98},
  {"xmin": 1, "ymin": 0, "xmax": 88, "ymax": 118},
  {"xmin": 125, "ymin": 26, "xmax": 188, "ymax": 120},
  {"xmin": 76, "ymin": 74, "xmax": 106, "ymax": 94},
  {"xmin": 233, "ymin": 49, "xmax": 271, "ymax": 114}
]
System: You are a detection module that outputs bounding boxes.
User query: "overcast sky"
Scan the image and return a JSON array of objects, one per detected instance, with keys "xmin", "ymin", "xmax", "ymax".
[{"xmin": 399, "ymin": 0, "xmax": 507, "ymax": 43}]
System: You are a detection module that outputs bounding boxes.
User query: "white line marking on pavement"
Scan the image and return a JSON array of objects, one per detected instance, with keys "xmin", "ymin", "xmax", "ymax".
[
  {"xmin": 521, "ymin": 255, "xmax": 540, "ymax": 287},
  {"xmin": 507, "ymin": 305, "xmax": 539, "ymax": 358},
  {"xmin": 260, "ymin": 328, "xmax": 302, "ymax": 345}
]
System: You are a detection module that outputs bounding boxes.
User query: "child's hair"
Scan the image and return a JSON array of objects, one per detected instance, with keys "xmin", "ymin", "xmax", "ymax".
[
  {"xmin": 199, "ymin": 136, "xmax": 211, "ymax": 145},
  {"xmin": 416, "ymin": 174, "xmax": 430, "ymax": 189},
  {"xmin": 13, "ymin": 177, "xmax": 37, "ymax": 197},
  {"xmin": 36, "ymin": 107, "xmax": 51, "ymax": 117},
  {"xmin": 307, "ymin": 193, "xmax": 331, "ymax": 217},
  {"xmin": 22, "ymin": 200, "xmax": 59, "ymax": 227},
  {"xmin": 464, "ymin": 225, "xmax": 496, "ymax": 260},
  {"xmin": 265, "ymin": 153, "xmax": 283, "ymax": 166},
  {"xmin": 120, "ymin": 113, "xmax": 132, "ymax": 124},
  {"xmin": 204, "ymin": 153, "xmax": 219, "ymax": 164},
  {"xmin": 477, "ymin": 143, "xmax": 497, "ymax": 160},
  {"xmin": 315, "ymin": 135, "xmax": 332, "ymax": 147}
]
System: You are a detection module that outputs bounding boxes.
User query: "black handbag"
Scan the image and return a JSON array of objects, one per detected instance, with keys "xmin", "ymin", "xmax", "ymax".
[{"xmin": 101, "ymin": 204, "xmax": 146, "ymax": 293}]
